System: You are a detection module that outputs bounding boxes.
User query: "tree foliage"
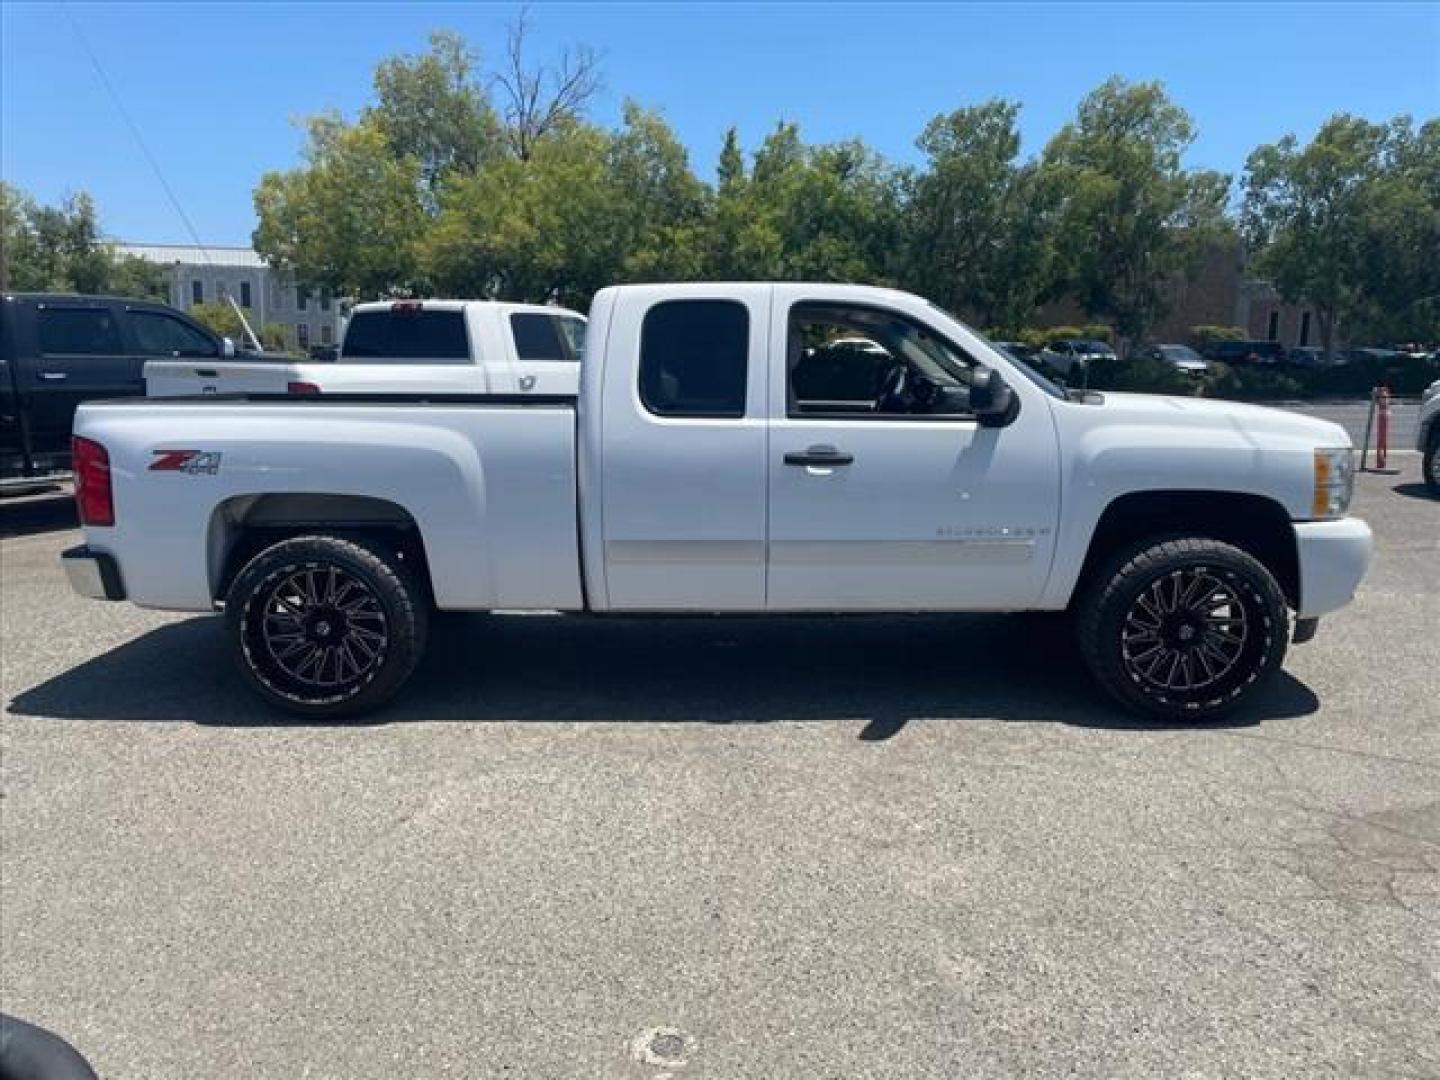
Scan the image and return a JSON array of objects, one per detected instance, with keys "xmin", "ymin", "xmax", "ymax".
[
  {"xmin": 1, "ymin": 183, "xmax": 166, "ymax": 298},
  {"xmin": 1042, "ymin": 78, "xmax": 1231, "ymax": 345},
  {"xmin": 1245, "ymin": 115, "xmax": 1440, "ymax": 350},
  {"xmin": 901, "ymin": 101, "xmax": 1055, "ymax": 331},
  {"xmin": 243, "ymin": 26, "xmax": 1433, "ymax": 348}
]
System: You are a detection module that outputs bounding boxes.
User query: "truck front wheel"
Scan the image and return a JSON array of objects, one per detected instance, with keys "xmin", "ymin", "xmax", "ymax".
[
  {"xmin": 1077, "ymin": 538, "xmax": 1288, "ymax": 722},
  {"xmin": 1424, "ymin": 428, "xmax": 1440, "ymax": 496},
  {"xmin": 226, "ymin": 535, "xmax": 428, "ymax": 718}
]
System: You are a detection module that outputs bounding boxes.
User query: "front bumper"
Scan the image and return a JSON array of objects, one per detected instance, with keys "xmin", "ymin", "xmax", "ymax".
[
  {"xmin": 1293, "ymin": 518, "xmax": 1373, "ymax": 619},
  {"xmin": 61, "ymin": 545, "xmax": 126, "ymax": 601}
]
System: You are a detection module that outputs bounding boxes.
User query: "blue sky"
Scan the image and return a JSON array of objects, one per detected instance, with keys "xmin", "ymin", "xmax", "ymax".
[{"xmin": 3, "ymin": 2, "xmax": 1436, "ymax": 246}]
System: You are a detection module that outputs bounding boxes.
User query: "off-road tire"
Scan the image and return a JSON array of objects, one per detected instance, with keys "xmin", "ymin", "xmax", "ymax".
[
  {"xmin": 1424, "ymin": 427, "xmax": 1440, "ymax": 496},
  {"xmin": 1077, "ymin": 537, "xmax": 1288, "ymax": 723},
  {"xmin": 226, "ymin": 534, "xmax": 428, "ymax": 719}
]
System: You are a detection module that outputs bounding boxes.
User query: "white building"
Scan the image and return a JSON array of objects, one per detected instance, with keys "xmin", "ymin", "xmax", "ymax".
[{"xmin": 115, "ymin": 243, "xmax": 345, "ymax": 352}]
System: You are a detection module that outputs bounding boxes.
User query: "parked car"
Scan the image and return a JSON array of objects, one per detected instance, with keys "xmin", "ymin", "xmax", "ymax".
[
  {"xmin": 1340, "ymin": 347, "xmax": 1398, "ymax": 365},
  {"xmin": 1, "ymin": 292, "xmax": 234, "ymax": 492},
  {"xmin": 144, "ymin": 300, "xmax": 586, "ymax": 399},
  {"xmin": 64, "ymin": 282, "xmax": 1371, "ymax": 724},
  {"xmin": 1287, "ymin": 346, "xmax": 1328, "ymax": 368},
  {"xmin": 1418, "ymin": 377, "xmax": 1440, "ymax": 496},
  {"xmin": 1200, "ymin": 340, "xmax": 1286, "ymax": 366},
  {"xmin": 1039, "ymin": 338, "xmax": 1117, "ymax": 377},
  {"xmin": 1135, "ymin": 344, "xmax": 1209, "ymax": 378}
]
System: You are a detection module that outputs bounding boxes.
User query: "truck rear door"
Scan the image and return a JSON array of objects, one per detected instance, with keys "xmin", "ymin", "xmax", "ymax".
[
  {"xmin": 26, "ymin": 300, "xmax": 140, "ymax": 447},
  {"xmin": 594, "ymin": 285, "xmax": 771, "ymax": 610},
  {"xmin": 764, "ymin": 287, "xmax": 1061, "ymax": 610}
]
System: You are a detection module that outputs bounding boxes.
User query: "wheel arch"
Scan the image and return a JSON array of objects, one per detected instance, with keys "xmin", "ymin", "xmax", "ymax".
[
  {"xmin": 208, "ymin": 493, "xmax": 433, "ymax": 605},
  {"xmin": 1070, "ymin": 490, "xmax": 1299, "ymax": 609}
]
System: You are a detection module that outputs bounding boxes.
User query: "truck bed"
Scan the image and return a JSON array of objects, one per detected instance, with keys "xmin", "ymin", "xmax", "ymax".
[{"xmin": 73, "ymin": 394, "xmax": 583, "ymax": 612}]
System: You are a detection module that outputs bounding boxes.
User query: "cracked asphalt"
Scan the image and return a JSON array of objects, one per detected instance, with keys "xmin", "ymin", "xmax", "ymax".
[{"xmin": 1, "ymin": 456, "xmax": 1436, "ymax": 1079}]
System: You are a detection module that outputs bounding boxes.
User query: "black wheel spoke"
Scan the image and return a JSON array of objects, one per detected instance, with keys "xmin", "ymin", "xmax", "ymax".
[
  {"xmin": 257, "ymin": 563, "xmax": 389, "ymax": 698},
  {"xmin": 1121, "ymin": 566, "xmax": 1250, "ymax": 696}
]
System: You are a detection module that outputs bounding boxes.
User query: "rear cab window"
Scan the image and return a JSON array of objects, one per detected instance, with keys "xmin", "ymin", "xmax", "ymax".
[
  {"xmin": 639, "ymin": 300, "xmax": 749, "ymax": 418},
  {"xmin": 342, "ymin": 308, "xmax": 470, "ymax": 363},
  {"xmin": 38, "ymin": 307, "xmax": 123, "ymax": 355},
  {"xmin": 510, "ymin": 313, "xmax": 569, "ymax": 362}
]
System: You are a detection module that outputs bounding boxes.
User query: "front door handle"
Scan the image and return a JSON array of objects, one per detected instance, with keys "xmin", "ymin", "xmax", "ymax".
[
  {"xmin": 38, "ymin": 372, "xmax": 68, "ymax": 381},
  {"xmin": 784, "ymin": 446, "xmax": 854, "ymax": 467}
]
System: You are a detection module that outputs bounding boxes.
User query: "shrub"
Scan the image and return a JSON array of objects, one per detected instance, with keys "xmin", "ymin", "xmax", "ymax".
[
  {"xmin": 1085, "ymin": 354, "xmax": 1193, "ymax": 396},
  {"xmin": 1204, "ymin": 362, "xmax": 1303, "ymax": 400},
  {"xmin": 1189, "ymin": 325, "xmax": 1245, "ymax": 346}
]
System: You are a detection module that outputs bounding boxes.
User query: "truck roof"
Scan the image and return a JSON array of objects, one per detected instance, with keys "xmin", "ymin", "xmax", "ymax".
[
  {"xmin": 348, "ymin": 299, "xmax": 583, "ymax": 317},
  {"xmin": 2, "ymin": 291, "xmax": 176, "ymax": 305}
]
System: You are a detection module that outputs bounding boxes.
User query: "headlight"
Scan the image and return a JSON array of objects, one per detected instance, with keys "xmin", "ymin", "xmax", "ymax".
[{"xmin": 1313, "ymin": 447, "xmax": 1355, "ymax": 518}]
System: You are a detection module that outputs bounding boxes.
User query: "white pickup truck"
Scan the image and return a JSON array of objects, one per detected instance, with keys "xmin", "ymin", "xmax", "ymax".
[
  {"xmin": 143, "ymin": 300, "xmax": 585, "ymax": 398},
  {"xmin": 64, "ymin": 282, "xmax": 1373, "ymax": 722}
]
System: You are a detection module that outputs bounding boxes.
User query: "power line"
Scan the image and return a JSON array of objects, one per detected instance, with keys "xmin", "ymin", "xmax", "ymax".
[{"xmin": 61, "ymin": 2, "xmax": 214, "ymax": 266}]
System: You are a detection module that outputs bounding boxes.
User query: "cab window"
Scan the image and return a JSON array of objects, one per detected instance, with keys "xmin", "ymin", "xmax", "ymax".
[
  {"xmin": 38, "ymin": 308, "xmax": 123, "ymax": 355},
  {"xmin": 787, "ymin": 303, "xmax": 975, "ymax": 418},
  {"xmin": 129, "ymin": 310, "xmax": 219, "ymax": 357},
  {"xmin": 639, "ymin": 300, "xmax": 748, "ymax": 418}
]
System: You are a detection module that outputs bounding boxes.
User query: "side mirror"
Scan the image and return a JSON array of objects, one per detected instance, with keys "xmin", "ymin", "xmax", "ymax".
[
  {"xmin": 970, "ymin": 365, "xmax": 1019, "ymax": 428},
  {"xmin": 221, "ymin": 337, "xmax": 236, "ymax": 358}
]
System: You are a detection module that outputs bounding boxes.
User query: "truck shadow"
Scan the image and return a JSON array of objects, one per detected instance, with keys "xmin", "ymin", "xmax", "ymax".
[
  {"xmin": 8, "ymin": 611, "xmax": 1320, "ymax": 735},
  {"xmin": 0, "ymin": 491, "xmax": 77, "ymax": 539}
]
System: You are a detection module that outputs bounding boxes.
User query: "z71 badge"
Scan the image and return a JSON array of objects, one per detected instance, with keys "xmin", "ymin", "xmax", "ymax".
[{"xmin": 149, "ymin": 450, "xmax": 223, "ymax": 475}]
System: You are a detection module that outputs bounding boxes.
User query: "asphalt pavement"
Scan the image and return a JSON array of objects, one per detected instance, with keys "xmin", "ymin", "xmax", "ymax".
[{"xmin": 1, "ymin": 452, "xmax": 1436, "ymax": 1078}]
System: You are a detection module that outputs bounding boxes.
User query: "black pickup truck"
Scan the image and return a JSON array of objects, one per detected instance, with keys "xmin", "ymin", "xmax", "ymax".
[{"xmin": 1, "ymin": 292, "xmax": 234, "ymax": 492}]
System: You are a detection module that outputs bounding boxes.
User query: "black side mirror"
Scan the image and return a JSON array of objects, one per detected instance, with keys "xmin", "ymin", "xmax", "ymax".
[{"xmin": 970, "ymin": 365, "xmax": 1019, "ymax": 428}]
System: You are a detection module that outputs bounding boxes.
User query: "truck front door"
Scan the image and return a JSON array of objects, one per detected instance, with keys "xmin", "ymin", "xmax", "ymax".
[
  {"xmin": 596, "ymin": 286, "xmax": 771, "ymax": 610},
  {"xmin": 765, "ymin": 292, "xmax": 1061, "ymax": 611}
]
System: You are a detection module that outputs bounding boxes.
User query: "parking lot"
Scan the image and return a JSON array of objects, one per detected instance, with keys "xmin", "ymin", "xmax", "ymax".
[{"xmin": 2, "ymin": 447, "xmax": 1436, "ymax": 1077}]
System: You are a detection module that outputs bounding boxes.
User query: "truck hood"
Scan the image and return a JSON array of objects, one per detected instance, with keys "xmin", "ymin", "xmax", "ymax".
[{"xmin": 1089, "ymin": 391, "xmax": 1351, "ymax": 448}]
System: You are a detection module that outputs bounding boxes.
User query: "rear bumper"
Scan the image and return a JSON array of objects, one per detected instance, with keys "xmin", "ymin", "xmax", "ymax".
[
  {"xmin": 1293, "ymin": 518, "xmax": 1372, "ymax": 619},
  {"xmin": 61, "ymin": 545, "xmax": 126, "ymax": 601}
]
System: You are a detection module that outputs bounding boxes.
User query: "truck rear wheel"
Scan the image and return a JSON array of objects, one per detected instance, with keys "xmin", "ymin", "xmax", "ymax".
[
  {"xmin": 1424, "ymin": 428, "xmax": 1440, "ymax": 496},
  {"xmin": 1077, "ymin": 537, "xmax": 1288, "ymax": 723},
  {"xmin": 226, "ymin": 535, "xmax": 428, "ymax": 719}
]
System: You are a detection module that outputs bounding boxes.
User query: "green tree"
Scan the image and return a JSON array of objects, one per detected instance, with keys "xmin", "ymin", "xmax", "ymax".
[
  {"xmin": 253, "ymin": 117, "xmax": 428, "ymax": 299},
  {"xmin": 703, "ymin": 122, "xmax": 902, "ymax": 283},
  {"xmin": 606, "ymin": 103, "xmax": 710, "ymax": 282},
  {"xmin": 1, "ymin": 182, "xmax": 166, "ymax": 298},
  {"xmin": 902, "ymin": 101, "xmax": 1056, "ymax": 331},
  {"xmin": 1244, "ymin": 115, "xmax": 1440, "ymax": 353},
  {"xmin": 423, "ymin": 121, "xmax": 617, "ymax": 303},
  {"xmin": 1044, "ymin": 78, "xmax": 1230, "ymax": 347},
  {"xmin": 366, "ymin": 30, "xmax": 504, "ymax": 200}
]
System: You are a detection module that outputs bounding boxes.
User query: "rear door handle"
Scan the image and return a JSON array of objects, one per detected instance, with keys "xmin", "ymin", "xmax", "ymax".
[
  {"xmin": 784, "ymin": 447, "xmax": 854, "ymax": 467},
  {"xmin": 38, "ymin": 372, "xmax": 68, "ymax": 381}
]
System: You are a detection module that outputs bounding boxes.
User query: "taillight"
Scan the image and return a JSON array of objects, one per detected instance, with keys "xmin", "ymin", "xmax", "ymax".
[
  {"xmin": 72, "ymin": 436, "xmax": 114, "ymax": 526},
  {"xmin": 287, "ymin": 381, "xmax": 320, "ymax": 395}
]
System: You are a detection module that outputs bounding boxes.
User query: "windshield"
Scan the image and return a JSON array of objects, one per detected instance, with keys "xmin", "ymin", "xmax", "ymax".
[{"xmin": 923, "ymin": 303, "xmax": 1067, "ymax": 401}]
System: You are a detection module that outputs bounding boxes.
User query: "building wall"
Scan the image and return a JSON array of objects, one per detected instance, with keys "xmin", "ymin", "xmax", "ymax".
[
  {"xmin": 118, "ymin": 244, "xmax": 344, "ymax": 351},
  {"xmin": 1023, "ymin": 237, "xmax": 1328, "ymax": 349}
]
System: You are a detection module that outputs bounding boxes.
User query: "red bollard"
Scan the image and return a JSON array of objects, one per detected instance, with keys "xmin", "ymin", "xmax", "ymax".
[{"xmin": 1375, "ymin": 385, "xmax": 1390, "ymax": 470}]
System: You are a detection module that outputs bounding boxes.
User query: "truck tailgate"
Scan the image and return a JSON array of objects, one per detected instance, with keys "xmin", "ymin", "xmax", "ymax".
[{"xmin": 145, "ymin": 359, "xmax": 299, "ymax": 398}]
